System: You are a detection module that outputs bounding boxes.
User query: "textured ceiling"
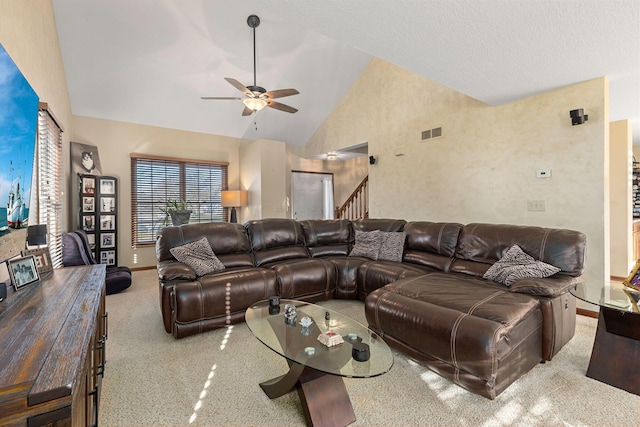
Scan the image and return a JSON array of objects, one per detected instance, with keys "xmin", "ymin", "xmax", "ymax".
[{"xmin": 52, "ymin": 0, "xmax": 640, "ymax": 147}]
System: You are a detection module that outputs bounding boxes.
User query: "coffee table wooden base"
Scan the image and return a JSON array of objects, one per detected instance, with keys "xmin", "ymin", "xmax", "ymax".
[{"xmin": 260, "ymin": 362, "xmax": 356, "ymax": 427}]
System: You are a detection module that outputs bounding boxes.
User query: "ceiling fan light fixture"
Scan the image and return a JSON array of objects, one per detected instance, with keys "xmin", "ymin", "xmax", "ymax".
[{"xmin": 243, "ymin": 97, "xmax": 268, "ymax": 111}]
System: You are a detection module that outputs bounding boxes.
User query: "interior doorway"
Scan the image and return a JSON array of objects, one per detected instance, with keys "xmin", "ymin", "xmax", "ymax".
[{"xmin": 291, "ymin": 171, "xmax": 334, "ymax": 220}]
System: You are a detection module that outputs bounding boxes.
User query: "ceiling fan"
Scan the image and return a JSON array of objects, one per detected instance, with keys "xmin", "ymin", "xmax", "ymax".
[{"xmin": 201, "ymin": 14, "xmax": 299, "ymax": 116}]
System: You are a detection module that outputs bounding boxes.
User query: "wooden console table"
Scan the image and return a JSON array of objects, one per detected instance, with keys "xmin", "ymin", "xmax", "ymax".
[{"xmin": 0, "ymin": 264, "xmax": 107, "ymax": 427}]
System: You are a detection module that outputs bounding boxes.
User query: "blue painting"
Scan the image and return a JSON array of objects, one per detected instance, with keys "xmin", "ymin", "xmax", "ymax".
[{"xmin": 0, "ymin": 43, "xmax": 39, "ymax": 261}]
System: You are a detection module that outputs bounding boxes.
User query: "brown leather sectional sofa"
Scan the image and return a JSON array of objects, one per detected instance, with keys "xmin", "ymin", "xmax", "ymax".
[{"xmin": 156, "ymin": 218, "xmax": 586, "ymax": 399}]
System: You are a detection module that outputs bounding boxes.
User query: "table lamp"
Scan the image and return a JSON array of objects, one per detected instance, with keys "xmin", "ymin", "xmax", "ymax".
[{"xmin": 221, "ymin": 190, "xmax": 248, "ymax": 223}]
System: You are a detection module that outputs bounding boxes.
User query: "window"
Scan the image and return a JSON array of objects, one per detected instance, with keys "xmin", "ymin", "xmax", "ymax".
[
  {"xmin": 130, "ymin": 154, "xmax": 228, "ymax": 247},
  {"xmin": 37, "ymin": 103, "xmax": 63, "ymax": 267}
]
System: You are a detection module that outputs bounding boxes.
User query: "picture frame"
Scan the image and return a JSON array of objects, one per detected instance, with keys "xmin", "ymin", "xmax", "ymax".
[
  {"xmin": 101, "ymin": 232, "xmax": 115, "ymax": 248},
  {"xmin": 22, "ymin": 247, "xmax": 54, "ymax": 276},
  {"xmin": 83, "ymin": 196, "xmax": 95, "ymax": 212},
  {"xmin": 100, "ymin": 196, "xmax": 115, "ymax": 213},
  {"xmin": 82, "ymin": 215, "xmax": 95, "ymax": 232},
  {"xmin": 100, "ymin": 250, "xmax": 116, "ymax": 266},
  {"xmin": 8, "ymin": 255, "xmax": 40, "ymax": 290},
  {"xmin": 100, "ymin": 215, "xmax": 115, "ymax": 230},
  {"xmin": 100, "ymin": 178, "xmax": 115, "ymax": 195},
  {"xmin": 71, "ymin": 142, "xmax": 102, "ymax": 176},
  {"xmin": 82, "ymin": 176, "xmax": 96, "ymax": 194}
]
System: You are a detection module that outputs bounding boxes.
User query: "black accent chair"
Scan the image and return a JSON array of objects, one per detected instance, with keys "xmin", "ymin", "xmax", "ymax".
[{"xmin": 62, "ymin": 229, "xmax": 132, "ymax": 295}]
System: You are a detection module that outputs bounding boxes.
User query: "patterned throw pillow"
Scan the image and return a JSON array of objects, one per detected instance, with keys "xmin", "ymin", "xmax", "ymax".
[
  {"xmin": 169, "ymin": 237, "xmax": 225, "ymax": 277},
  {"xmin": 349, "ymin": 230, "xmax": 383, "ymax": 260},
  {"xmin": 483, "ymin": 244, "xmax": 560, "ymax": 286},
  {"xmin": 378, "ymin": 232, "xmax": 406, "ymax": 262}
]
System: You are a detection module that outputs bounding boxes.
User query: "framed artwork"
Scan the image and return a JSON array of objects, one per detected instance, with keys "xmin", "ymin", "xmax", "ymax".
[
  {"xmin": 82, "ymin": 176, "xmax": 96, "ymax": 194},
  {"xmin": 87, "ymin": 233, "xmax": 95, "ymax": 246},
  {"xmin": 71, "ymin": 142, "xmax": 102, "ymax": 176},
  {"xmin": 100, "ymin": 197, "xmax": 115, "ymax": 213},
  {"xmin": 22, "ymin": 247, "xmax": 53, "ymax": 276},
  {"xmin": 623, "ymin": 261, "xmax": 640, "ymax": 290},
  {"xmin": 83, "ymin": 197, "xmax": 95, "ymax": 212},
  {"xmin": 82, "ymin": 215, "xmax": 95, "ymax": 232},
  {"xmin": 100, "ymin": 178, "xmax": 115, "ymax": 195},
  {"xmin": 100, "ymin": 215, "xmax": 115, "ymax": 230},
  {"xmin": 101, "ymin": 232, "xmax": 115, "ymax": 248},
  {"xmin": 100, "ymin": 250, "xmax": 116, "ymax": 266},
  {"xmin": 8, "ymin": 255, "xmax": 40, "ymax": 290},
  {"xmin": 0, "ymin": 44, "xmax": 39, "ymax": 262}
]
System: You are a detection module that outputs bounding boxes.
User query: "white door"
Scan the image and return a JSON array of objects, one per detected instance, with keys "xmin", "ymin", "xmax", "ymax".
[{"xmin": 291, "ymin": 172, "xmax": 334, "ymax": 220}]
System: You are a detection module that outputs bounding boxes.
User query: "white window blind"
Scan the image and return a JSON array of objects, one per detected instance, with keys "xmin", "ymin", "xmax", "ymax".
[
  {"xmin": 37, "ymin": 104, "xmax": 63, "ymax": 267},
  {"xmin": 130, "ymin": 154, "xmax": 228, "ymax": 247}
]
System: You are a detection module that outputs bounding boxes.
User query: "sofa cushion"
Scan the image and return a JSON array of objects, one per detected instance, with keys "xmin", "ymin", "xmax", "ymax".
[
  {"xmin": 170, "ymin": 237, "xmax": 225, "ymax": 276},
  {"xmin": 452, "ymin": 223, "xmax": 586, "ymax": 278},
  {"xmin": 483, "ymin": 244, "xmax": 560, "ymax": 286},
  {"xmin": 365, "ymin": 273, "xmax": 543, "ymax": 399},
  {"xmin": 270, "ymin": 258, "xmax": 336, "ymax": 300},
  {"xmin": 246, "ymin": 218, "xmax": 309, "ymax": 266},
  {"xmin": 351, "ymin": 218, "xmax": 406, "ymax": 233},
  {"xmin": 171, "ymin": 267, "xmax": 278, "ymax": 338},
  {"xmin": 378, "ymin": 231, "xmax": 406, "ymax": 262},
  {"xmin": 300, "ymin": 219, "xmax": 351, "ymax": 257},
  {"xmin": 357, "ymin": 260, "xmax": 433, "ymax": 298},
  {"xmin": 156, "ymin": 222, "xmax": 254, "ymax": 268},
  {"xmin": 349, "ymin": 230, "xmax": 383, "ymax": 260}
]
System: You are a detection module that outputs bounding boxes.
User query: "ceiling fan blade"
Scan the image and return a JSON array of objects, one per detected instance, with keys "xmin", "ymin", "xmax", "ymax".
[
  {"xmin": 263, "ymin": 88, "xmax": 299, "ymax": 99},
  {"xmin": 224, "ymin": 77, "xmax": 251, "ymax": 96},
  {"xmin": 267, "ymin": 100, "xmax": 298, "ymax": 114},
  {"xmin": 200, "ymin": 96, "xmax": 243, "ymax": 100},
  {"xmin": 242, "ymin": 106, "xmax": 254, "ymax": 116}
]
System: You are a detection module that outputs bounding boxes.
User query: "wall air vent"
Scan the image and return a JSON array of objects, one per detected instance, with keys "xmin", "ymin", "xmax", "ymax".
[{"xmin": 421, "ymin": 126, "xmax": 443, "ymax": 141}]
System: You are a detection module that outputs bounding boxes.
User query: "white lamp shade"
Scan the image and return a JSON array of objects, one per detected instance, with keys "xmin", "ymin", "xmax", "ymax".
[{"xmin": 221, "ymin": 190, "xmax": 248, "ymax": 208}]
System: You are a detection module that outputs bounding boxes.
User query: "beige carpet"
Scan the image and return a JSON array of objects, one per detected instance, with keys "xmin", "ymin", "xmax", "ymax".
[{"xmin": 100, "ymin": 269, "xmax": 640, "ymax": 427}]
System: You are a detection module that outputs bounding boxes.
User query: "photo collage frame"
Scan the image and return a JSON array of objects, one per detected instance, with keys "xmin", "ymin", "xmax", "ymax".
[{"xmin": 78, "ymin": 173, "xmax": 118, "ymax": 266}]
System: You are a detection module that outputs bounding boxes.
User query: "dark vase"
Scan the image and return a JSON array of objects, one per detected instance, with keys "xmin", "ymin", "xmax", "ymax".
[{"xmin": 170, "ymin": 210, "xmax": 192, "ymax": 226}]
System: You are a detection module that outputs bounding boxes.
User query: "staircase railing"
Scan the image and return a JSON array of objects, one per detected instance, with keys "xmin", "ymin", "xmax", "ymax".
[{"xmin": 335, "ymin": 176, "xmax": 368, "ymax": 220}]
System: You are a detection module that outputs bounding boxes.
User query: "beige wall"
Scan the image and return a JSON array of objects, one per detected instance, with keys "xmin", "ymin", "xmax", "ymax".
[
  {"xmin": 239, "ymin": 139, "xmax": 288, "ymax": 221},
  {"xmin": 609, "ymin": 120, "xmax": 633, "ymax": 276},
  {"xmin": 307, "ymin": 58, "xmax": 610, "ymax": 292},
  {"xmin": 72, "ymin": 116, "xmax": 245, "ymax": 268},
  {"xmin": 0, "ymin": 0, "xmax": 73, "ymax": 231},
  {"xmin": 287, "ymin": 147, "xmax": 368, "ymax": 211}
]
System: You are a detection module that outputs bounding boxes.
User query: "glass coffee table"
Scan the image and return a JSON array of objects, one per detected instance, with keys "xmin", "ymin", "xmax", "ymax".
[
  {"xmin": 570, "ymin": 282, "xmax": 640, "ymax": 395},
  {"xmin": 245, "ymin": 299, "xmax": 393, "ymax": 427}
]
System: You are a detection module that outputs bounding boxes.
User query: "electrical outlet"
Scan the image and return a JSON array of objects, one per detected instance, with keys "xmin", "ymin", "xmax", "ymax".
[{"xmin": 527, "ymin": 200, "xmax": 546, "ymax": 211}]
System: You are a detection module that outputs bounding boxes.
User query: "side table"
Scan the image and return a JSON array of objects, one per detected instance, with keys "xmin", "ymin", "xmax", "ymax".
[{"xmin": 570, "ymin": 282, "xmax": 640, "ymax": 395}]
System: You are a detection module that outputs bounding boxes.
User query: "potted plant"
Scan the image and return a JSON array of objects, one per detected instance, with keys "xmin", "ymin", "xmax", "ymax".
[{"xmin": 160, "ymin": 199, "xmax": 192, "ymax": 226}]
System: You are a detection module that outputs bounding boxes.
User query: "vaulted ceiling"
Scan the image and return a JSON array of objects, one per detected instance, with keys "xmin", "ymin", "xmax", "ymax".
[{"xmin": 52, "ymin": 1, "xmax": 640, "ymax": 147}]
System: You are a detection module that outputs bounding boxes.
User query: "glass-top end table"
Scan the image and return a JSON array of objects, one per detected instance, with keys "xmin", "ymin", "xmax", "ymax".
[
  {"xmin": 571, "ymin": 281, "xmax": 640, "ymax": 313},
  {"xmin": 570, "ymin": 282, "xmax": 640, "ymax": 396},
  {"xmin": 245, "ymin": 299, "xmax": 393, "ymax": 427}
]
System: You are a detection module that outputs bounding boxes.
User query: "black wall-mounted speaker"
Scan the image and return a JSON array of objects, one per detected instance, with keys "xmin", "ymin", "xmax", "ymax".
[
  {"xmin": 369, "ymin": 155, "xmax": 377, "ymax": 165},
  {"xmin": 570, "ymin": 108, "xmax": 588, "ymax": 125}
]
